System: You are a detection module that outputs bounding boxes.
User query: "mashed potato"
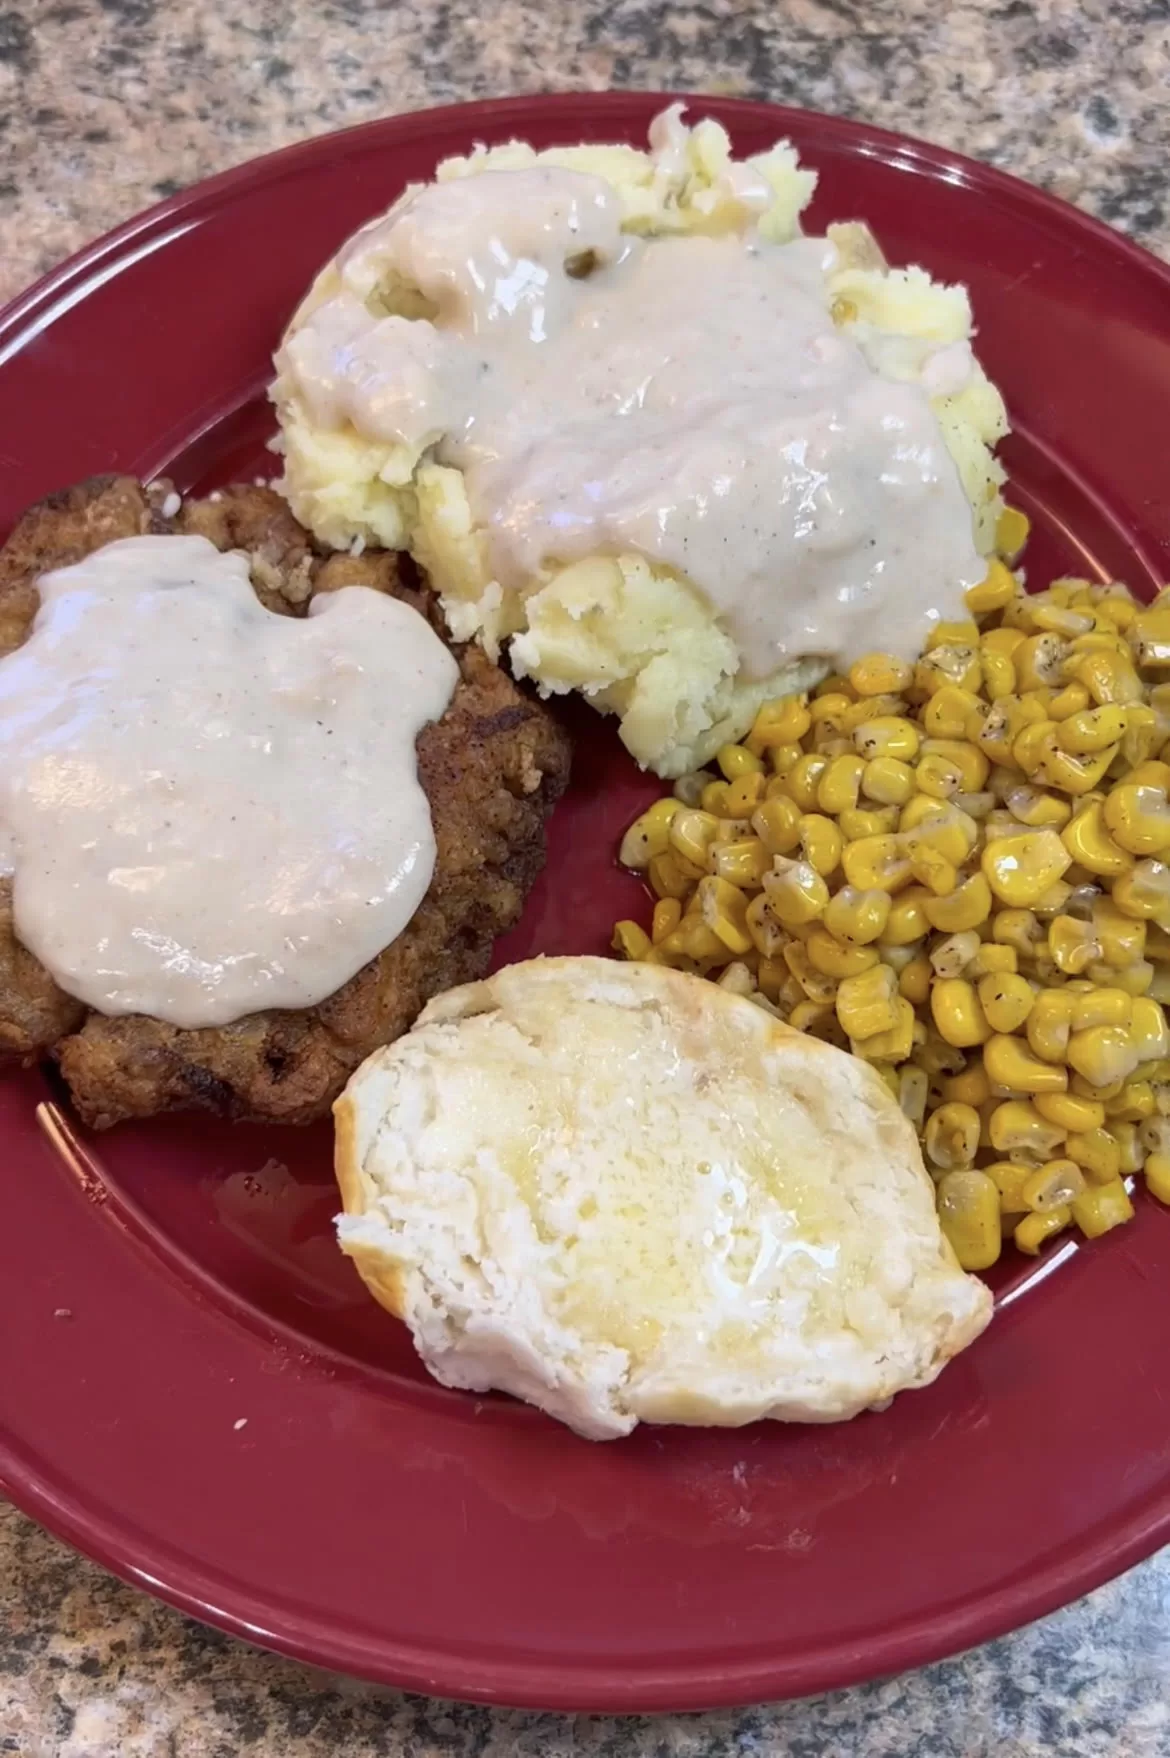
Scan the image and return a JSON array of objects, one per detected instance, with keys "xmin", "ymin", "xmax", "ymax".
[{"xmin": 274, "ymin": 110, "xmax": 1008, "ymax": 776}]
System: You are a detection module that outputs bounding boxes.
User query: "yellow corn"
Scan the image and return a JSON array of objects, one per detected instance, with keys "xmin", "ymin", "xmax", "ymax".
[
  {"xmin": 799, "ymin": 813, "xmax": 843, "ymax": 878},
  {"xmin": 987, "ymin": 1159, "xmax": 1032, "ymax": 1214},
  {"xmin": 988, "ymin": 1099, "xmax": 1067, "ymax": 1159},
  {"xmin": 898, "ymin": 952, "xmax": 933, "ymax": 1005},
  {"xmin": 1054, "ymin": 705, "xmax": 1128, "ymax": 754},
  {"xmin": 839, "ymin": 805, "xmax": 900, "ymax": 839},
  {"xmin": 823, "ymin": 885, "xmax": 891, "ymax": 946},
  {"xmin": 1064, "ymin": 1126, "xmax": 1123, "ymax": 1184},
  {"xmin": 836, "ymin": 964, "xmax": 901, "ymax": 1041},
  {"xmin": 804, "ymin": 752, "xmax": 861, "ymax": 818},
  {"xmin": 1022, "ymin": 1159, "xmax": 1086, "ymax": 1212},
  {"xmin": 924, "ymin": 1102, "xmax": 981, "ymax": 1171},
  {"xmin": 647, "ymin": 851, "xmax": 694, "ymax": 900},
  {"xmin": 786, "ymin": 752, "xmax": 829, "ymax": 812},
  {"xmin": 985, "ymin": 1034, "xmax": 1069, "ymax": 1094},
  {"xmin": 848, "ymin": 653, "xmax": 913, "ymax": 696},
  {"xmin": 851, "ymin": 994, "xmax": 916, "ymax": 1062},
  {"xmin": 1014, "ymin": 1206, "xmax": 1073, "ymax": 1254},
  {"xmin": 612, "ymin": 920, "xmax": 653, "ymax": 960},
  {"xmin": 748, "ymin": 695, "xmax": 812, "ymax": 749},
  {"xmin": 1144, "ymin": 1152, "xmax": 1170, "ymax": 1202},
  {"xmin": 712, "ymin": 837, "xmax": 772, "ymax": 888},
  {"xmin": 1071, "ymin": 1178, "xmax": 1134, "ymax": 1238},
  {"xmin": 669, "ymin": 809, "xmax": 721, "ymax": 867},
  {"xmin": 725, "ymin": 772, "xmax": 767, "ymax": 817},
  {"xmin": 861, "ymin": 756, "xmax": 916, "ymax": 806},
  {"xmin": 931, "ymin": 978, "xmax": 990, "ymax": 1048},
  {"xmin": 751, "ymin": 793, "xmax": 803, "ymax": 857},
  {"xmin": 841, "ymin": 833, "xmax": 912, "ymax": 893},
  {"xmin": 981, "ymin": 649, "xmax": 1017, "ymax": 702},
  {"xmin": 994, "ymin": 509, "xmax": 1030, "ymax": 561},
  {"xmin": 1070, "ymin": 987, "xmax": 1133, "ymax": 1031},
  {"xmin": 619, "ymin": 798, "xmax": 681, "ymax": 868},
  {"xmin": 1048, "ymin": 914, "xmax": 1101, "ymax": 976},
  {"xmin": 1112, "ymin": 859, "xmax": 1170, "ymax": 920},
  {"xmin": 972, "ymin": 942, "xmax": 1018, "ymax": 977},
  {"xmin": 1114, "ymin": 1122, "xmax": 1146, "ymax": 1175},
  {"xmin": 853, "ymin": 716, "xmax": 921, "ymax": 762},
  {"xmin": 937, "ymin": 1170, "xmax": 1002, "ymax": 1269},
  {"xmin": 716, "ymin": 743, "xmax": 764, "ymax": 781},
  {"xmin": 1130, "ymin": 995, "xmax": 1170, "ymax": 1061},
  {"xmin": 923, "ymin": 685, "xmax": 984, "ymax": 740},
  {"xmin": 1103, "ymin": 782, "xmax": 1170, "ymax": 856},
  {"xmin": 977, "ymin": 971, "xmax": 1035, "ymax": 1034},
  {"xmin": 1093, "ymin": 897, "xmax": 1147, "ymax": 967},
  {"xmin": 880, "ymin": 885, "xmax": 934, "ymax": 945},
  {"xmin": 968, "ymin": 554, "xmax": 1020, "ymax": 613},
  {"xmin": 1061, "ymin": 802, "xmax": 1133, "ymax": 878},
  {"xmin": 1034, "ymin": 1091, "xmax": 1106, "ymax": 1132},
  {"xmin": 761, "ymin": 858, "xmax": 829, "ymax": 927},
  {"xmin": 1067, "ymin": 1025, "xmax": 1141, "ymax": 1087},
  {"xmin": 981, "ymin": 828, "xmax": 1071, "ymax": 908},
  {"xmin": 920, "ymin": 874, "xmax": 992, "ymax": 935},
  {"xmin": 805, "ymin": 926, "xmax": 879, "ymax": 980}
]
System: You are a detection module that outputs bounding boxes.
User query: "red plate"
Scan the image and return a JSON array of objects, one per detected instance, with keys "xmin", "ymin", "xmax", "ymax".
[{"xmin": 2, "ymin": 93, "xmax": 1170, "ymax": 1713}]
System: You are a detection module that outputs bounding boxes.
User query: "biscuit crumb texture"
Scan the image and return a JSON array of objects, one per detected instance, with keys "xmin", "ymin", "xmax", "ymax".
[{"xmin": 334, "ymin": 957, "xmax": 992, "ymax": 1439}]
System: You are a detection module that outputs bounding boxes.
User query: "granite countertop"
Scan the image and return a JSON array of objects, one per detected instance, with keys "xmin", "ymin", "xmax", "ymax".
[{"xmin": 2, "ymin": 0, "xmax": 1170, "ymax": 1752}]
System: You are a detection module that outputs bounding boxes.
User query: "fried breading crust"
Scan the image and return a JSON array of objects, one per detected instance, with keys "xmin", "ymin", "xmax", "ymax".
[{"xmin": 0, "ymin": 476, "xmax": 571, "ymax": 1127}]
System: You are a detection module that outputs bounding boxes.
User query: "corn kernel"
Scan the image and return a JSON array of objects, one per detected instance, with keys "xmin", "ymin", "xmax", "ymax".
[
  {"xmin": 968, "ymin": 554, "xmax": 1020, "ymax": 615},
  {"xmin": 848, "ymin": 653, "xmax": 913, "ymax": 696},
  {"xmin": 725, "ymin": 772, "xmax": 766, "ymax": 817},
  {"xmin": 1071, "ymin": 1178, "xmax": 1134, "ymax": 1238},
  {"xmin": 977, "ymin": 971, "xmax": 1035, "ymax": 1034},
  {"xmin": 1060, "ymin": 802, "xmax": 1133, "ymax": 879},
  {"xmin": 751, "ymin": 795, "xmax": 802, "ymax": 857},
  {"xmin": 1048, "ymin": 682, "xmax": 1092, "ymax": 721},
  {"xmin": 985, "ymin": 1033, "xmax": 1069, "ymax": 1094},
  {"xmin": 782, "ymin": 940, "xmax": 837, "ymax": 1005},
  {"xmin": 937, "ymin": 1170, "xmax": 1002, "ymax": 1270},
  {"xmin": 745, "ymin": 893, "xmax": 784, "ymax": 958},
  {"xmin": 1112, "ymin": 859, "xmax": 1170, "ymax": 920},
  {"xmin": 1070, "ymin": 987, "xmax": 1133, "ymax": 1031},
  {"xmin": 1034, "ymin": 1091, "xmax": 1105, "ymax": 1132},
  {"xmin": 924, "ymin": 1102, "xmax": 981, "ymax": 1171},
  {"xmin": 1064, "ymin": 1126, "xmax": 1123, "ymax": 1184},
  {"xmin": 931, "ymin": 978, "xmax": 990, "ymax": 1048},
  {"xmin": 942, "ymin": 1062, "xmax": 993, "ymax": 1107},
  {"xmin": 786, "ymin": 752, "xmax": 829, "ymax": 812},
  {"xmin": 716, "ymin": 743, "xmax": 764, "ymax": 782},
  {"xmin": 812, "ymin": 753, "xmax": 864, "ymax": 817},
  {"xmin": 823, "ymin": 885, "xmax": 891, "ymax": 946},
  {"xmin": 1103, "ymin": 783, "xmax": 1170, "ymax": 857},
  {"xmin": 839, "ymin": 805, "xmax": 900, "ymax": 839},
  {"xmin": 972, "ymin": 943, "xmax": 1018, "ymax": 977},
  {"xmin": 1048, "ymin": 914, "xmax": 1102, "ymax": 975},
  {"xmin": 981, "ymin": 650, "xmax": 1017, "ymax": 701},
  {"xmin": 761, "ymin": 858, "xmax": 829, "ymax": 927},
  {"xmin": 922, "ymin": 685, "xmax": 983, "ymax": 741},
  {"xmin": 749, "ymin": 696, "xmax": 812, "ymax": 748},
  {"xmin": 611, "ymin": 920, "xmax": 652, "ymax": 960},
  {"xmin": 619, "ymin": 798, "xmax": 681, "ymax": 868},
  {"xmin": 1067, "ymin": 1025, "xmax": 1141, "ymax": 1087},
  {"xmin": 898, "ymin": 1064, "xmax": 929, "ymax": 1127},
  {"xmin": 1093, "ymin": 897, "xmax": 1147, "ymax": 967},
  {"xmin": 880, "ymin": 885, "xmax": 934, "ymax": 945},
  {"xmin": 852, "ymin": 716, "xmax": 921, "ymax": 762},
  {"xmin": 799, "ymin": 813, "xmax": 843, "ymax": 878},
  {"xmin": 898, "ymin": 952, "xmax": 932, "ymax": 1005},
  {"xmin": 842, "ymin": 833, "xmax": 912, "ymax": 894},
  {"xmin": 805, "ymin": 926, "xmax": 879, "ymax": 980},
  {"xmin": 851, "ymin": 994, "xmax": 916, "ymax": 1062},
  {"xmin": 1022, "ymin": 1158, "xmax": 1086, "ymax": 1212},
  {"xmin": 994, "ymin": 509, "xmax": 1030, "ymax": 560},
  {"xmin": 987, "ymin": 1159, "xmax": 1032, "ymax": 1214},
  {"xmin": 988, "ymin": 1099, "xmax": 1067, "ymax": 1159},
  {"xmin": 712, "ymin": 837, "xmax": 771, "ymax": 888},
  {"xmin": 861, "ymin": 756, "xmax": 916, "ymax": 806},
  {"xmin": 1130, "ymin": 995, "xmax": 1170, "ymax": 1062},
  {"xmin": 669, "ymin": 808, "xmax": 721, "ymax": 868},
  {"xmin": 648, "ymin": 851, "xmax": 693, "ymax": 900},
  {"xmin": 1144, "ymin": 1152, "xmax": 1170, "ymax": 1202},
  {"xmin": 836, "ymin": 964, "xmax": 901, "ymax": 1040},
  {"xmin": 1114, "ymin": 1121, "xmax": 1146, "ymax": 1174},
  {"xmin": 1014, "ymin": 1206, "xmax": 1072, "ymax": 1254},
  {"xmin": 981, "ymin": 828, "xmax": 1072, "ymax": 908},
  {"xmin": 929, "ymin": 930, "xmax": 982, "ymax": 980},
  {"xmin": 922, "ymin": 873, "xmax": 993, "ymax": 934}
]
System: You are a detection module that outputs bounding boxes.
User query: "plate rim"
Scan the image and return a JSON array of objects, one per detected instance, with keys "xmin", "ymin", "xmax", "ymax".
[{"xmin": 3, "ymin": 90, "xmax": 1170, "ymax": 1712}]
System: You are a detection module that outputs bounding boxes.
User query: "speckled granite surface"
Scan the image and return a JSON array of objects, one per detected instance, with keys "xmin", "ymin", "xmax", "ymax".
[{"xmin": 3, "ymin": 0, "xmax": 1170, "ymax": 1752}]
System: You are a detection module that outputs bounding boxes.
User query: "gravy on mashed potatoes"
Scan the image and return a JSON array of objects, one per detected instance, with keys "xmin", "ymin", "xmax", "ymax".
[{"xmin": 275, "ymin": 108, "xmax": 1009, "ymax": 775}]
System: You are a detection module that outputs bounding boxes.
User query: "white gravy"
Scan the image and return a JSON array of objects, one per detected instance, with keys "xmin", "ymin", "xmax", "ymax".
[
  {"xmin": 0, "ymin": 535, "xmax": 457, "ymax": 1028},
  {"xmin": 280, "ymin": 163, "xmax": 986, "ymax": 677}
]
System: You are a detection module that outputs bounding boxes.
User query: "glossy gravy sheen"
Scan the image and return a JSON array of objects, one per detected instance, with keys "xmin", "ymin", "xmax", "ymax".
[
  {"xmin": 281, "ymin": 164, "xmax": 986, "ymax": 676},
  {"xmin": 0, "ymin": 536, "xmax": 457, "ymax": 1027}
]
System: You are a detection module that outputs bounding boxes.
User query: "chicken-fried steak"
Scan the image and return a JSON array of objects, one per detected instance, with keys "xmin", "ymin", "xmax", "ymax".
[{"xmin": 0, "ymin": 476, "xmax": 571, "ymax": 1127}]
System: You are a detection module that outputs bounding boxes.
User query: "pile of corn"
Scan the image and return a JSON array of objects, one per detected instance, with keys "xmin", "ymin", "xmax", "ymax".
[{"xmin": 612, "ymin": 511, "xmax": 1170, "ymax": 1272}]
